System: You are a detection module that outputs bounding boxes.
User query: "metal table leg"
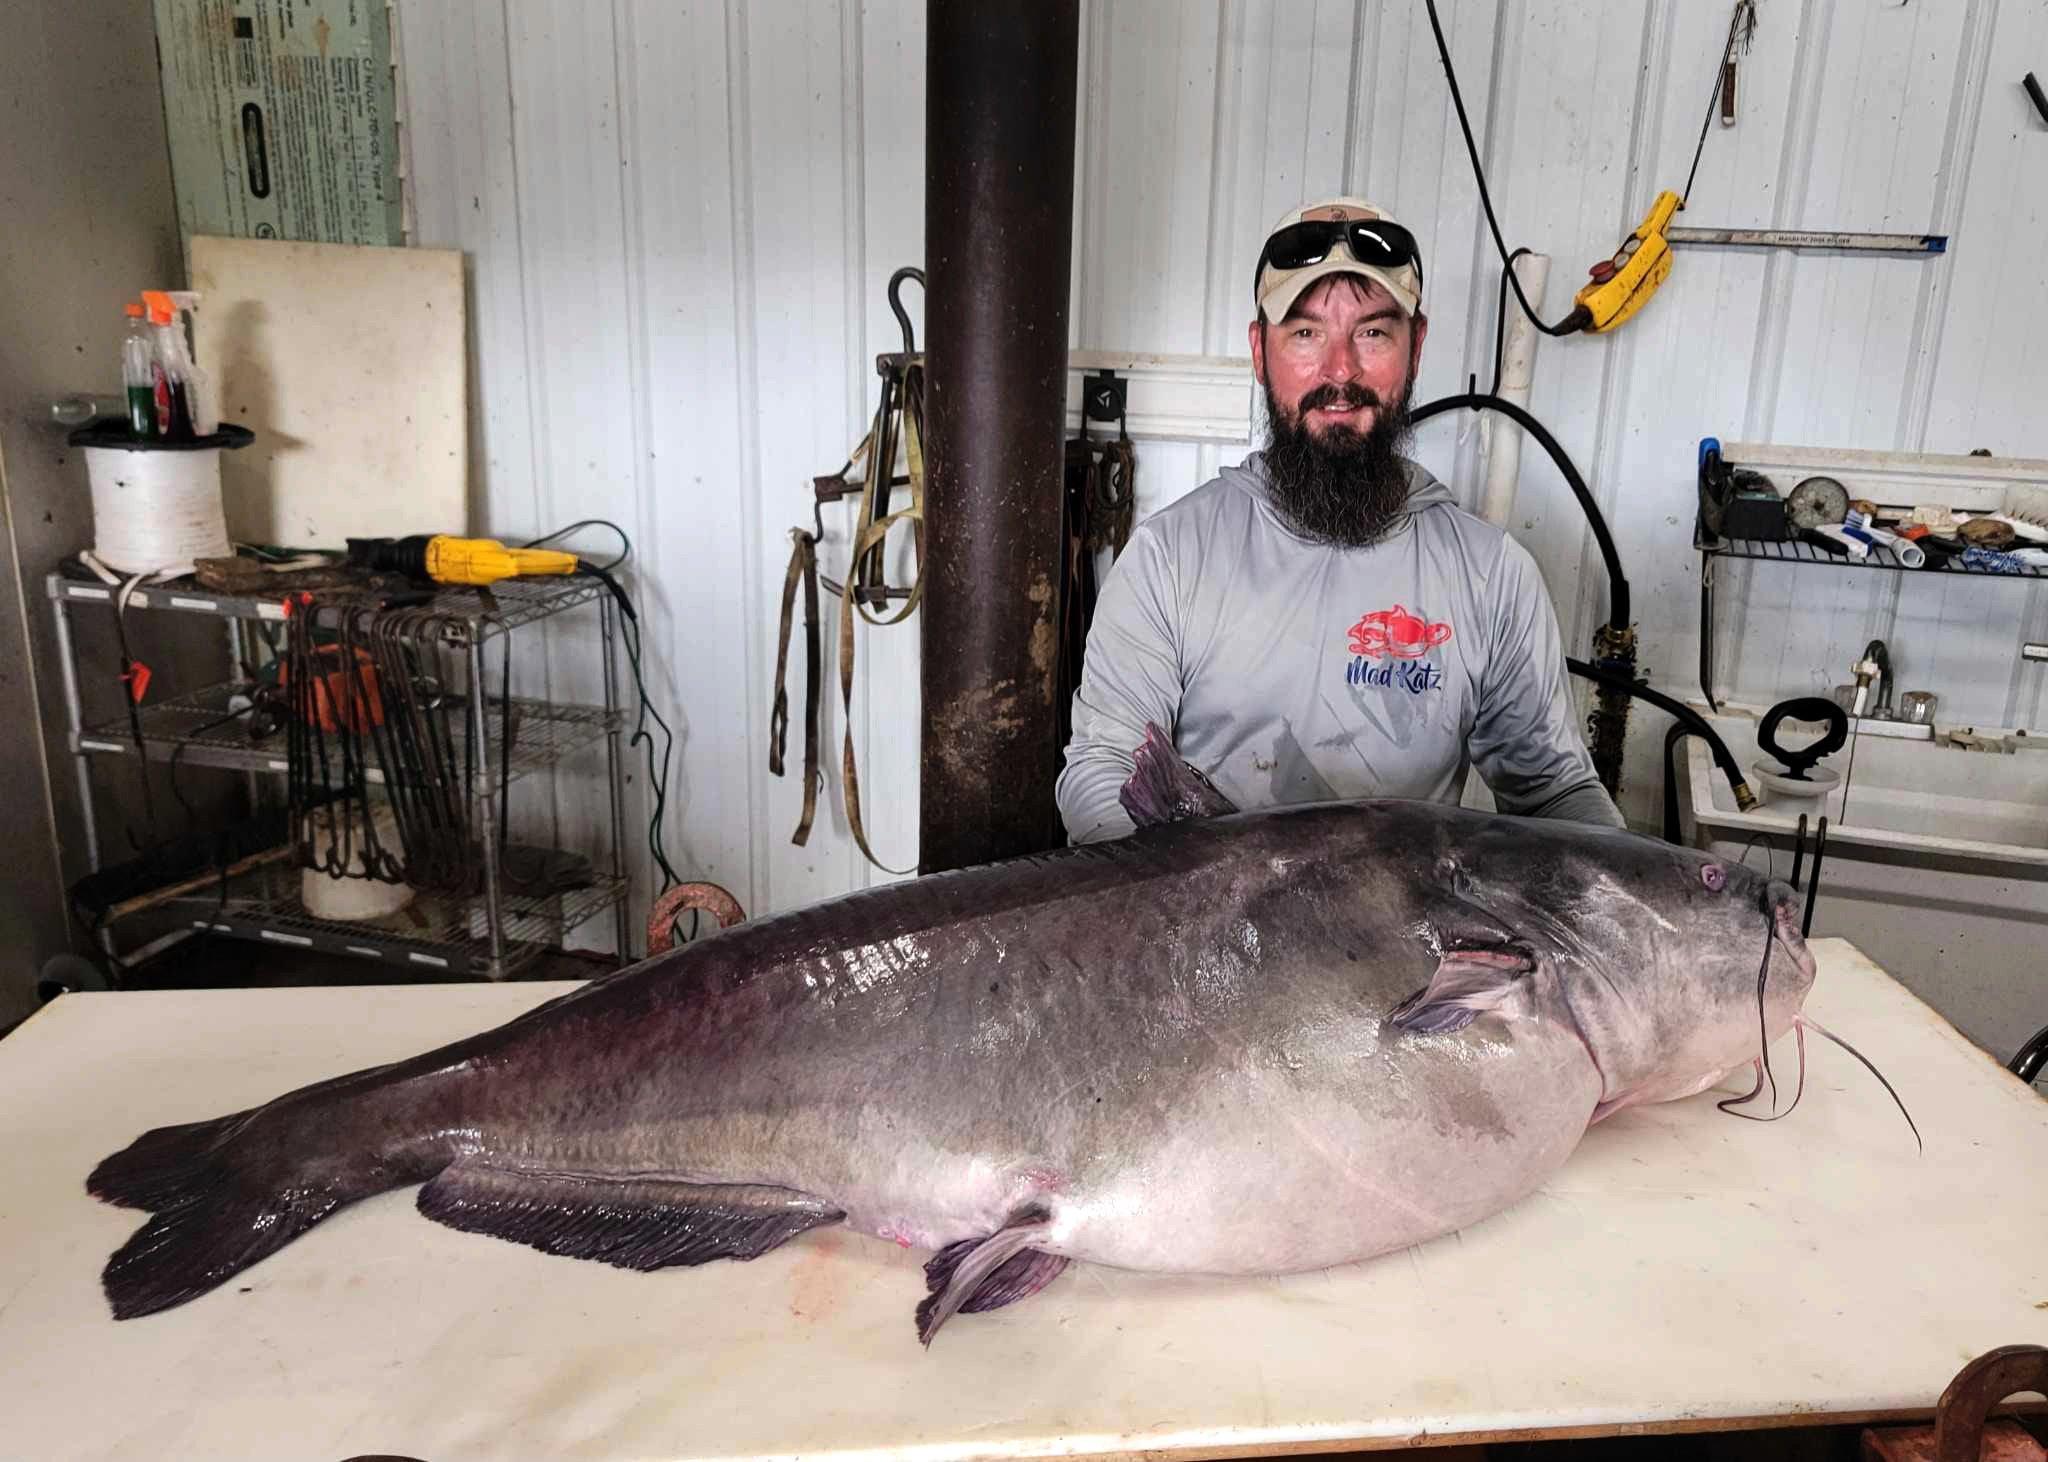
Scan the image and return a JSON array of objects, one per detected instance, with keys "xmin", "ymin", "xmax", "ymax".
[
  {"xmin": 1699, "ymin": 552, "xmax": 1720, "ymax": 712},
  {"xmin": 48, "ymin": 582, "xmax": 101, "ymax": 873},
  {"xmin": 599, "ymin": 594, "xmax": 630, "ymax": 965},
  {"xmin": 467, "ymin": 634, "xmax": 506, "ymax": 977}
]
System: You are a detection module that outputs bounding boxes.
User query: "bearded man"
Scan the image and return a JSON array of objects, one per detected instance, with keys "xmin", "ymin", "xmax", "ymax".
[{"xmin": 1054, "ymin": 197, "xmax": 1624, "ymax": 844}]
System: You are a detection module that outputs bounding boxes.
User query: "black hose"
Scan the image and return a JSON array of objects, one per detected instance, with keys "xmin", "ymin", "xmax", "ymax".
[
  {"xmin": 2011, "ymin": 1023, "xmax": 2048, "ymax": 1084},
  {"xmin": 1411, "ymin": 392, "xmax": 1629, "ymax": 633},
  {"xmin": 1661, "ymin": 720, "xmax": 1690, "ymax": 846},
  {"xmin": 1567, "ymin": 657, "xmax": 1754, "ymax": 813}
]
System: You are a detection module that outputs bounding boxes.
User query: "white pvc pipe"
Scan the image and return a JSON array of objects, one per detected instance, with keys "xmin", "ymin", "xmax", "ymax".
[{"xmin": 1478, "ymin": 252, "xmax": 1551, "ymax": 528}]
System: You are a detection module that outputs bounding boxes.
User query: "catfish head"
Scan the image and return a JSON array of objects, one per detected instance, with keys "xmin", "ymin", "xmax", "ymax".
[{"xmin": 1391, "ymin": 816, "xmax": 1816, "ymax": 1125}]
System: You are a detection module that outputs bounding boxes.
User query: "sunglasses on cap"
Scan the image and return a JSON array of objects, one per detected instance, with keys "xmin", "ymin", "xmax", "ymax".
[{"xmin": 1255, "ymin": 218, "xmax": 1424, "ymax": 293}]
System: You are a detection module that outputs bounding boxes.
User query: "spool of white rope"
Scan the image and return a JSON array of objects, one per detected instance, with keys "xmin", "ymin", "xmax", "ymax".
[{"xmin": 72, "ymin": 422, "xmax": 253, "ymax": 578}]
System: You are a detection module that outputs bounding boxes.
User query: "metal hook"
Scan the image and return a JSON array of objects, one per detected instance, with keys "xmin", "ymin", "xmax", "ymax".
[{"xmin": 887, "ymin": 267, "xmax": 926, "ymax": 357}]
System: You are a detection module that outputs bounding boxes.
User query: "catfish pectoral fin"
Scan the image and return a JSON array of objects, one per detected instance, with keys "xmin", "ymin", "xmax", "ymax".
[
  {"xmin": 416, "ymin": 1163, "xmax": 843, "ymax": 1270},
  {"xmin": 915, "ymin": 1209, "xmax": 1066, "ymax": 1346},
  {"xmin": 1388, "ymin": 947, "xmax": 1539, "ymax": 1035}
]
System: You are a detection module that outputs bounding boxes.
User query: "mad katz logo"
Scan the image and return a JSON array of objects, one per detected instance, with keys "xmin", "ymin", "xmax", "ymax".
[{"xmin": 1345, "ymin": 604, "xmax": 1450, "ymax": 693}]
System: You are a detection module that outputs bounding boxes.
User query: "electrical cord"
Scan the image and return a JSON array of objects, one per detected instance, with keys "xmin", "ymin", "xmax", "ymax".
[
  {"xmin": 1422, "ymin": 0, "xmax": 1588, "ymax": 337},
  {"xmin": 110, "ymin": 574, "xmax": 161, "ymax": 844},
  {"xmin": 523, "ymin": 519, "xmax": 630, "ymax": 571},
  {"xmin": 519, "ymin": 521, "xmax": 680, "ymax": 893}
]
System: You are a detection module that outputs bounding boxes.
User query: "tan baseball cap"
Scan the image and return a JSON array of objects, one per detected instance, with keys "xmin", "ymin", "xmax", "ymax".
[{"xmin": 1255, "ymin": 197, "xmax": 1424, "ymax": 323}]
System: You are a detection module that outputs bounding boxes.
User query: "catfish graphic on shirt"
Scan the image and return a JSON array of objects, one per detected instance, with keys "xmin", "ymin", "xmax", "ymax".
[{"xmin": 1346, "ymin": 604, "xmax": 1450, "ymax": 693}]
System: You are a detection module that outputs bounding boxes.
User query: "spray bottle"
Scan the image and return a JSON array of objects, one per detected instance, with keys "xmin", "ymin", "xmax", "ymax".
[
  {"xmin": 121, "ymin": 302, "xmax": 156, "ymax": 439},
  {"xmin": 140, "ymin": 290, "xmax": 219, "ymax": 440}
]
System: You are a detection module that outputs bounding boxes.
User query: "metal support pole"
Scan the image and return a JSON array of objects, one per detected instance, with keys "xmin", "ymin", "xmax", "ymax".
[
  {"xmin": 919, "ymin": 0, "xmax": 1080, "ymax": 876},
  {"xmin": 467, "ymin": 633, "xmax": 506, "ymax": 975},
  {"xmin": 598, "ymin": 594, "xmax": 630, "ymax": 965}
]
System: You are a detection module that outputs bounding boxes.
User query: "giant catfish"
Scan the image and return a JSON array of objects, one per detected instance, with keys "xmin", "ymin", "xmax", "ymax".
[{"xmin": 89, "ymin": 725, "xmax": 1819, "ymax": 1343}]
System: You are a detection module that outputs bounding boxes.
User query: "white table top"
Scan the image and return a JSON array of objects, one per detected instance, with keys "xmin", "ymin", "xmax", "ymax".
[{"xmin": 3, "ymin": 938, "xmax": 2045, "ymax": 1461}]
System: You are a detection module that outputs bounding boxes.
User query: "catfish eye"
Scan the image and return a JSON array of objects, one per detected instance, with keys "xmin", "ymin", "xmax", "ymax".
[{"xmin": 1700, "ymin": 864, "xmax": 1727, "ymax": 892}]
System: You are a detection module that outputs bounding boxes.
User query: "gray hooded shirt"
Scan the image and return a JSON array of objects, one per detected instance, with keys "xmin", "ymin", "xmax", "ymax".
[{"xmin": 1055, "ymin": 451, "xmax": 1624, "ymax": 843}]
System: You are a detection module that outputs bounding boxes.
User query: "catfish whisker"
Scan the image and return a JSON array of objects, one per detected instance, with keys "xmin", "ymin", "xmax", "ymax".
[{"xmin": 1797, "ymin": 1014, "xmax": 1923, "ymax": 1154}]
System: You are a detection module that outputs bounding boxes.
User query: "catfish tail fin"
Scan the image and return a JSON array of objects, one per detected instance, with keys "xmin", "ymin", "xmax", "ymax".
[{"xmin": 89, "ymin": 1098, "xmax": 439, "ymax": 1319}]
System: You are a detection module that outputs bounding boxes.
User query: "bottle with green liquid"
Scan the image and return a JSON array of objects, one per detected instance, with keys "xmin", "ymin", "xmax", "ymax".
[{"xmin": 121, "ymin": 301, "xmax": 156, "ymax": 439}]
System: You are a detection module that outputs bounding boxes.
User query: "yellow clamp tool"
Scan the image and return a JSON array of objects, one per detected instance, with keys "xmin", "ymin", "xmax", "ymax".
[
  {"xmin": 346, "ymin": 534, "xmax": 581, "ymax": 587},
  {"xmin": 1572, "ymin": 190, "xmax": 1682, "ymax": 335}
]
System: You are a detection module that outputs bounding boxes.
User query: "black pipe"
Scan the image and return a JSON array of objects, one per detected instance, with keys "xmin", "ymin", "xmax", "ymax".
[
  {"xmin": 1802, "ymin": 817, "xmax": 1828, "ymax": 937},
  {"xmin": 1567, "ymin": 657, "xmax": 1755, "ymax": 811},
  {"xmin": 1412, "ymin": 392, "xmax": 1629, "ymax": 633},
  {"xmin": 919, "ymin": 0, "xmax": 1081, "ymax": 875}
]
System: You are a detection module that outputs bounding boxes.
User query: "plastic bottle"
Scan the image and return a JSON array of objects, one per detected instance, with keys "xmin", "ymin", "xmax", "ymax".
[
  {"xmin": 167, "ymin": 291, "xmax": 219, "ymax": 436},
  {"xmin": 122, "ymin": 302, "xmax": 156, "ymax": 439},
  {"xmin": 141, "ymin": 292, "xmax": 183, "ymax": 438},
  {"xmin": 140, "ymin": 289, "xmax": 217, "ymax": 440}
]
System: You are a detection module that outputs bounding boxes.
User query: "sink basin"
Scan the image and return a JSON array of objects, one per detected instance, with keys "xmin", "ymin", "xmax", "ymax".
[
  {"xmin": 1686, "ymin": 703, "xmax": 2048, "ymax": 868},
  {"xmin": 1681, "ymin": 701, "xmax": 2048, "ymax": 1069}
]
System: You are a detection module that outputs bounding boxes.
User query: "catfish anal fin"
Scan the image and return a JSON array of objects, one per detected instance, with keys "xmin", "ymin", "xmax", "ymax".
[
  {"xmin": 1389, "ymin": 947, "xmax": 1537, "ymax": 1035},
  {"xmin": 915, "ymin": 1208, "xmax": 1066, "ymax": 1346},
  {"xmin": 417, "ymin": 1162, "xmax": 843, "ymax": 1271},
  {"xmin": 1118, "ymin": 721, "xmax": 1241, "ymax": 830}
]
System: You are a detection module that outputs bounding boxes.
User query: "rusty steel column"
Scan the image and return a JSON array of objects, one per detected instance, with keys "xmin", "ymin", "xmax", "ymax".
[{"xmin": 919, "ymin": 0, "xmax": 1080, "ymax": 875}]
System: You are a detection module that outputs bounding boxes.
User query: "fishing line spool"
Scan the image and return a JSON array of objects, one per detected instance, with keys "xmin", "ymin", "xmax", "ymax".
[{"xmin": 67, "ymin": 420, "xmax": 253, "ymax": 578}]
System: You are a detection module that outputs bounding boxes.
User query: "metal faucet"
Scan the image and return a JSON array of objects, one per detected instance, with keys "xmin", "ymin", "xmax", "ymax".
[{"xmin": 1851, "ymin": 639, "xmax": 1892, "ymax": 718}]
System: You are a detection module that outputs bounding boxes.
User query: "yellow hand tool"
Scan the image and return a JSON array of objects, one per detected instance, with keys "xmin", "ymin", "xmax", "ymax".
[
  {"xmin": 1572, "ymin": 190, "xmax": 1682, "ymax": 335},
  {"xmin": 346, "ymin": 534, "xmax": 581, "ymax": 587}
]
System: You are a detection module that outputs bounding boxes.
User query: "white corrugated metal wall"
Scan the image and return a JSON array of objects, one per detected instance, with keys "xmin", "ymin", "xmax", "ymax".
[{"xmin": 395, "ymin": 0, "xmax": 2048, "ymax": 942}]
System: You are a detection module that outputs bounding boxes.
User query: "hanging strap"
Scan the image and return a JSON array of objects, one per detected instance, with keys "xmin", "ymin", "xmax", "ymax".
[
  {"xmin": 769, "ymin": 529, "xmax": 822, "ymax": 846},
  {"xmin": 835, "ymin": 359, "xmax": 924, "ymax": 875}
]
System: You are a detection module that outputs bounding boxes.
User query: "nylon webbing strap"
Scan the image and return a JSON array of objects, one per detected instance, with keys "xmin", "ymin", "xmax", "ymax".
[
  {"xmin": 836, "ymin": 358, "xmax": 924, "ymax": 875},
  {"xmin": 768, "ymin": 528, "xmax": 821, "ymax": 846}
]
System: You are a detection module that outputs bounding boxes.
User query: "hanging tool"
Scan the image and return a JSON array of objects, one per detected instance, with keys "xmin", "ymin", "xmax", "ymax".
[
  {"xmin": 345, "ymin": 534, "xmax": 580, "ymax": 588},
  {"xmin": 773, "ymin": 267, "xmax": 926, "ymax": 872},
  {"xmin": 1056, "ymin": 370, "xmax": 1138, "ymax": 755},
  {"xmin": 1427, "ymin": 0, "xmax": 1772, "ymax": 339},
  {"xmin": 1666, "ymin": 226, "xmax": 1947, "ymax": 254}
]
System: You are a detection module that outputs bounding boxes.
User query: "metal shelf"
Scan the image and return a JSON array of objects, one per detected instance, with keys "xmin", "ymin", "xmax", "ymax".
[
  {"xmin": 177, "ymin": 866, "xmax": 629, "ymax": 980},
  {"xmin": 47, "ymin": 567, "xmax": 608, "ymax": 641},
  {"xmin": 75, "ymin": 682, "xmax": 620, "ymax": 786},
  {"xmin": 1697, "ymin": 529, "xmax": 2048, "ymax": 579}
]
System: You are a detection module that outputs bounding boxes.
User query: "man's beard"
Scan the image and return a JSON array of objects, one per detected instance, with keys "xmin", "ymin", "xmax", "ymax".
[{"xmin": 1261, "ymin": 377, "xmax": 1415, "ymax": 548}]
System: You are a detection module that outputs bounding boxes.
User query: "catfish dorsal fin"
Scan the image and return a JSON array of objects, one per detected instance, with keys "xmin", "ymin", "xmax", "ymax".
[{"xmin": 1118, "ymin": 722, "xmax": 1241, "ymax": 829}]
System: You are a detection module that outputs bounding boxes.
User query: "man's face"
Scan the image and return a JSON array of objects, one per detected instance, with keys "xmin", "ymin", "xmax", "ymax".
[
  {"xmin": 1248, "ymin": 273, "xmax": 1427, "ymax": 440},
  {"xmin": 1246, "ymin": 274, "xmax": 1429, "ymax": 548}
]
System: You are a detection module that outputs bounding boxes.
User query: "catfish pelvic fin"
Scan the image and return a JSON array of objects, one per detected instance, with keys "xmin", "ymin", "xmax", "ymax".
[
  {"xmin": 1118, "ymin": 721, "xmax": 1241, "ymax": 830},
  {"xmin": 915, "ymin": 1207, "xmax": 1066, "ymax": 1346}
]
